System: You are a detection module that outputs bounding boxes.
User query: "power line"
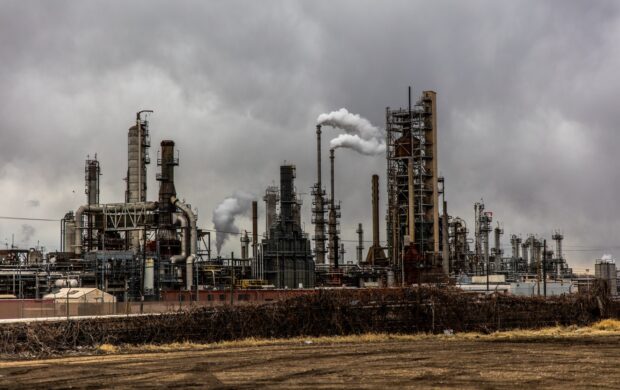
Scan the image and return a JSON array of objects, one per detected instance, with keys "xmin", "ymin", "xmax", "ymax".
[{"xmin": 0, "ymin": 216, "xmax": 59, "ymax": 222}]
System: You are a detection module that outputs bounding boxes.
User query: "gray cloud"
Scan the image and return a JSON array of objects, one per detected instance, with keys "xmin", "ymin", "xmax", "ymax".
[{"xmin": 0, "ymin": 1, "xmax": 618, "ymax": 270}]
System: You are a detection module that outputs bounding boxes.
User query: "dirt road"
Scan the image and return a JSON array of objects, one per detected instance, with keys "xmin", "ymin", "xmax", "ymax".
[{"xmin": 1, "ymin": 336, "xmax": 619, "ymax": 389}]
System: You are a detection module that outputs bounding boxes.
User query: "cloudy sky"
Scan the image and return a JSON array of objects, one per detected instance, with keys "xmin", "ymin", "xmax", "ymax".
[{"xmin": 0, "ymin": 0, "xmax": 618, "ymax": 271}]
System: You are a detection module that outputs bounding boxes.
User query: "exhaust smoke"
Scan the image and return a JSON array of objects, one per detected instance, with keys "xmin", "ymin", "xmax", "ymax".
[
  {"xmin": 212, "ymin": 191, "xmax": 255, "ymax": 255},
  {"xmin": 317, "ymin": 108, "xmax": 385, "ymax": 155}
]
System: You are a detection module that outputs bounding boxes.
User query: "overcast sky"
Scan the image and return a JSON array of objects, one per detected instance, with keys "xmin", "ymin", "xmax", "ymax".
[{"xmin": 0, "ymin": 0, "xmax": 618, "ymax": 271}]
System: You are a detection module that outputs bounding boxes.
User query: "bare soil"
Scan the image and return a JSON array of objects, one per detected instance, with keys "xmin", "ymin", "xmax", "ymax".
[{"xmin": 1, "ymin": 335, "xmax": 619, "ymax": 389}]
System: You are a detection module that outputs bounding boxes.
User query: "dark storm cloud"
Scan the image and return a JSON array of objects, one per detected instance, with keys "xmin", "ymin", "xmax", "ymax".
[{"xmin": 0, "ymin": 0, "xmax": 618, "ymax": 269}]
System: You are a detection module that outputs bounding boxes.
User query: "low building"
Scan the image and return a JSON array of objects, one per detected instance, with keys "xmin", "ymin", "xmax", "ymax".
[{"xmin": 43, "ymin": 288, "xmax": 116, "ymax": 303}]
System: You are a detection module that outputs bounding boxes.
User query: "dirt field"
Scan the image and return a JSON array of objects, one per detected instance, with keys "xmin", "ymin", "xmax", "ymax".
[{"xmin": 1, "ymin": 330, "xmax": 620, "ymax": 389}]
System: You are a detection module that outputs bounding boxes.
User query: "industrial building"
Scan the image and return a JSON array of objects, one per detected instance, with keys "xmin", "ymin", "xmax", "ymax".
[
  {"xmin": 261, "ymin": 165, "xmax": 315, "ymax": 288},
  {"xmin": 0, "ymin": 87, "xmax": 585, "ymax": 302}
]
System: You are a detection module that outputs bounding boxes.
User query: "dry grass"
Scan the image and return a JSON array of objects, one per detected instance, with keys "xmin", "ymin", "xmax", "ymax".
[{"xmin": 96, "ymin": 319, "xmax": 620, "ymax": 355}]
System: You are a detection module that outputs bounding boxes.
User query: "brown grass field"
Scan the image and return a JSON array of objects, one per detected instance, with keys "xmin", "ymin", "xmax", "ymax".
[{"xmin": 1, "ymin": 320, "xmax": 620, "ymax": 389}]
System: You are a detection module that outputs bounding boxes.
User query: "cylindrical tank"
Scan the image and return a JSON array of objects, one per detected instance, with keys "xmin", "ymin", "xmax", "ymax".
[
  {"xmin": 387, "ymin": 270, "xmax": 395, "ymax": 287},
  {"xmin": 144, "ymin": 258, "xmax": 154, "ymax": 294},
  {"xmin": 63, "ymin": 212, "xmax": 75, "ymax": 252}
]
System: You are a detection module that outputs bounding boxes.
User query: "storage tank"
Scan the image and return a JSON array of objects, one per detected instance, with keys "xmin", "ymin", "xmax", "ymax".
[
  {"xmin": 595, "ymin": 260, "xmax": 618, "ymax": 296},
  {"xmin": 144, "ymin": 258, "xmax": 155, "ymax": 295}
]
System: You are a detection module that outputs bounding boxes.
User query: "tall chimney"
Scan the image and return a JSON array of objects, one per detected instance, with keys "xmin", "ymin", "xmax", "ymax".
[
  {"xmin": 252, "ymin": 201, "xmax": 258, "ymax": 277},
  {"xmin": 330, "ymin": 148, "xmax": 335, "ymax": 209},
  {"xmin": 317, "ymin": 125, "xmax": 322, "ymax": 192},
  {"xmin": 356, "ymin": 223, "xmax": 364, "ymax": 264},
  {"xmin": 365, "ymin": 175, "xmax": 387, "ymax": 265},
  {"xmin": 371, "ymin": 174, "xmax": 380, "ymax": 246}
]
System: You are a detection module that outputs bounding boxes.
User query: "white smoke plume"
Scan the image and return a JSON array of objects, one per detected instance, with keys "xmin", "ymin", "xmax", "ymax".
[
  {"xmin": 212, "ymin": 191, "xmax": 255, "ymax": 255},
  {"xmin": 317, "ymin": 108, "xmax": 386, "ymax": 155},
  {"xmin": 601, "ymin": 253, "xmax": 615, "ymax": 262}
]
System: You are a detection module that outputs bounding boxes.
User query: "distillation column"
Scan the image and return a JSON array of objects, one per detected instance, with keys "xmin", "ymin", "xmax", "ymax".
[
  {"xmin": 84, "ymin": 157, "xmax": 100, "ymax": 252},
  {"xmin": 356, "ymin": 223, "xmax": 364, "ymax": 264},
  {"xmin": 127, "ymin": 111, "xmax": 152, "ymax": 251},
  {"xmin": 327, "ymin": 149, "xmax": 340, "ymax": 268},
  {"xmin": 312, "ymin": 125, "xmax": 327, "ymax": 264}
]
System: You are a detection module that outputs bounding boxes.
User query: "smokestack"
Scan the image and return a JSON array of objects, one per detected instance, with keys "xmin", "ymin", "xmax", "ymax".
[
  {"xmin": 356, "ymin": 223, "xmax": 363, "ymax": 263},
  {"xmin": 252, "ymin": 201, "xmax": 258, "ymax": 277},
  {"xmin": 317, "ymin": 125, "xmax": 322, "ymax": 191},
  {"xmin": 371, "ymin": 174, "xmax": 380, "ymax": 246},
  {"xmin": 330, "ymin": 148, "xmax": 335, "ymax": 209},
  {"xmin": 365, "ymin": 175, "xmax": 387, "ymax": 266},
  {"xmin": 552, "ymin": 231, "xmax": 563, "ymax": 260}
]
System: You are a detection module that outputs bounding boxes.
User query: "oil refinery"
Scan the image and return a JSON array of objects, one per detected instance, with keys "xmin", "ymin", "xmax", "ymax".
[{"xmin": 0, "ymin": 88, "xmax": 580, "ymax": 302}]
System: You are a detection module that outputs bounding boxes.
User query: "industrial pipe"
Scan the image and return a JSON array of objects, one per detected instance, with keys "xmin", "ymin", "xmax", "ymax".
[
  {"xmin": 186, "ymin": 255, "xmax": 195, "ymax": 290},
  {"xmin": 407, "ymin": 158, "xmax": 415, "ymax": 243},
  {"xmin": 171, "ymin": 196, "xmax": 197, "ymax": 290},
  {"xmin": 172, "ymin": 212, "xmax": 189, "ymax": 259}
]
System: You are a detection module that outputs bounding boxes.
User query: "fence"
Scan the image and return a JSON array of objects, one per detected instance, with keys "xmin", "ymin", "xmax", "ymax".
[
  {"xmin": 0, "ymin": 286, "xmax": 618, "ymax": 357},
  {"xmin": 0, "ymin": 290, "xmax": 318, "ymax": 321}
]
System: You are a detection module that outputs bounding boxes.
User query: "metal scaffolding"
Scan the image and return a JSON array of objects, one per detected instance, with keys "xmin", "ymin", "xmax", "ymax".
[{"xmin": 386, "ymin": 89, "xmax": 440, "ymax": 276}]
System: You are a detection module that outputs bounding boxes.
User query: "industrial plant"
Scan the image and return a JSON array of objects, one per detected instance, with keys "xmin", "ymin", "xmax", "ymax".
[{"xmin": 0, "ymin": 88, "xmax": 589, "ymax": 303}]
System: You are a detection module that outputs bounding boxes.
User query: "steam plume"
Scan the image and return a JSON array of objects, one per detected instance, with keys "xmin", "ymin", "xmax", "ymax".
[
  {"xmin": 317, "ymin": 108, "xmax": 386, "ymax": 155},
  {"xmin": 212, "ymin": 191, "xmax": 255, "ymax": 255}
]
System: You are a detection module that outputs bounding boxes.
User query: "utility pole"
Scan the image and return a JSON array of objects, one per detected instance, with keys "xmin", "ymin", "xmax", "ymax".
[
  {"xmin": 543, "ymin": 239, "xmax": 547, "ymax": 297},
  {"xmin": 230, "ymin": 252, "xmax": 234, "ymax": 305}
]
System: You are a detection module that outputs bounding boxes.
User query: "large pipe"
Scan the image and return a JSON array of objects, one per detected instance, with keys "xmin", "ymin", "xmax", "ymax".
[
  {"xmin": 74, "ymin": 201, "xmax": 158, "ymax": 255},
  {"xmin": 407, "ymin": 158, "xmax": 415, "ymax": 243},
  {"xmin": 172, "ymin": 196, "xmax": 197, "ymax": 290},
  {"xmin": 186, "ymin": 255, "xmax": 195, "ymax": 291},
  {"xmin": 169, "ymin": 213, "xmax": 187, "ymax": 273}
]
